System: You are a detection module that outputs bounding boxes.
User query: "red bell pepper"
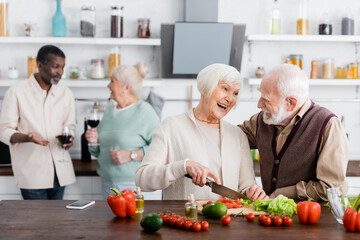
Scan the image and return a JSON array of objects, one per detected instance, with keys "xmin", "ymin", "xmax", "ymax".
[
  {"xmin": 297, "ymin": 199, "xmax": 321, "ymax": 224},
  {"xmin": 107, "ymin": 187, "xmax": 136, "ymax": 218},
  {"xmin": 343, "ymin": 208, "xmax": 360, "ymax": 232}
]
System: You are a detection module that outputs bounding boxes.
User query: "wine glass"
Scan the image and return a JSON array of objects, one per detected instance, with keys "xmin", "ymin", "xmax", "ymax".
[
  {"xmin": 87, "ymin": 107, "xmax": 101, "ymax": 146},
  {"xmin": 58, "ymin": 126, "xmax": 72, "ymax": 162}
]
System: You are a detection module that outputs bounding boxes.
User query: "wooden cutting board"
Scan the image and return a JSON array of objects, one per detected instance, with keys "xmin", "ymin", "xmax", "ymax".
[{"xmin": 196, "ymin": 200, "xmax": 267, "ymax": 216}]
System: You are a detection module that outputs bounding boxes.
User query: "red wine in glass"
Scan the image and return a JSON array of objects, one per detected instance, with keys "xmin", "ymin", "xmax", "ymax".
[
  {"xmin": 87, "ymin": 120, "xmax": 100, "ymax": 128},
  {"xmin": 58, "ymin": 135, "xmax": 72, "ymax": 144}
]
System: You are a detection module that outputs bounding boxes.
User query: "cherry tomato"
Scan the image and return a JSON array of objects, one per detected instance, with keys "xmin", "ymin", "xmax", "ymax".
[
  {"xmin": 258, "ymin": 214, "xmax": 265, "ymax": 223},
  {"xmin": 158, "ymin": 213, "xmax": 164, "ymax": 217},
  {"xmin": 221, "ymin": 215, "xmax": 232, "ymax": 225},
  {"xmin": 176, "ymin": 219, "xmax": 184, "ymax": 229},
  {"xmin": 201, "ymin": 221, "xmax": 209, "ymax": 231},
  {"xmin": 162, "ymin": 215, "xmax": 170, "ymax": 225},
  {"xmin": 192, "ymin": 222, "xmax": 202, "ymax": 232},
  {"xmin": 262, "ymin": 216, "xmax": 272, "ymax": 226},
  {"xmin": 283, "ymin": 216, "xmax": 293, "ymax": 226},
  {"xmin": 246, "ymin": 213, "xmax": 255, "ymax": 222},
  {"xmin": 269, "ymin": 214, "xmax": 275, "ymax": 219},
  {"xmin": 168, "ymin": 217, "xmax": 177, "ymax": 227},
  {"xmin": 273, "ymin": 216, "xmax": 283, "ymax": 226},
  {"xmin": 184, "ymin": 220, "xmax": 193, "ymax": 230}
]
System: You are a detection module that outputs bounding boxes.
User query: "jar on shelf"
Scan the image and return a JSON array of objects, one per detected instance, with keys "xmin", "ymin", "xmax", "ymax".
[
  {"xmin": 90, "ymin": 59, "xmax": 105, "ymax": 79},
  {"xmin": 7, "ymin": 67, "xmax": 19, "ymax": 79},
  {"xmin": 310, "ymin": 60, "xmax": 318, "ymax": 79},
  {"xmin": 270, "ymin": 0, "xmax": 280, "ymax": 34},
  {"xmin": 341, "ymin": 11, "xmax": 354, "ymax": 35},
  {"xmin": 137, "ymin": 18, "xmax": 151, "ymax": 38},
  {"xmin": 255, "ymin": 66, "xmax": 265, "ymax": 78},
  {"xmin": 108, "ymin": 47, "xmax": 120, "ymax": 77},
  {"xmin": 69, "ymin": 66, "xmax": 79, "ymax": 79},
  {"xmin": 110, "ymin": 6, "xmax": 123, "ymax": 38},
  {"xmin": 351, "ymin": 62, "xmax": 358, "ymax": 79},
  {"xmin": 81, "ymin": 6, "xmax": 96, "ymax": 37},
  {"xmin": 346, "ymin": 64, "xmax": 353, "ymax": 79},
  {"xmin": 336, "ymin": 67, "xmax": 345, "ymax": 79},
  {"xmin": 0, "ymin": 0, "xmax": 9, "ymax": 36},
  {"xmin": 318, "ymin": 13, "xmax": 332, "ymax": 35},
  {"xmin": 288, "ymin": 54, "xmax": 303, "ymax": 69},
  {"xmin": 27, "ymin": 56, "xmax": 37, "ymax": 78},
  {"xmin": 321, "ymin": 58, "xmax": 335, "ymax": 79},
  {"xmin": 296, "ymin": 0, "xmax": 309, "ymax": 35}
]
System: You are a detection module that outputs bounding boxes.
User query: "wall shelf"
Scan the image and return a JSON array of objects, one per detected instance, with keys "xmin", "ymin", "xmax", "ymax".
[
  {"xmin": 0, "ymin": 79, "xmax": 163, "ymax": 88},
  {"xmin": 0, "ymin": 37, "xmax": 161, "ymax": 46},
  {"xmin": 247, "ymin": 34, "xmax": 360, "ymax": 43},
  {"xmin": 248, "ymin": 78, "xmax": 360, "ymax": 86}
]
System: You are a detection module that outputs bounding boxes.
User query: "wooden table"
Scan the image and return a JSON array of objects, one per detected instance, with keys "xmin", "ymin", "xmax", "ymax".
[{"xmin": 0, "ymin": 200, "xmax": 358, "ymax": 239}]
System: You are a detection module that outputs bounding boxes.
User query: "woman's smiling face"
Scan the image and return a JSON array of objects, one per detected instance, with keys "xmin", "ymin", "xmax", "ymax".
[{"xmin": 206, "ymin": 81, "xmax": 240, "ymax": 120}]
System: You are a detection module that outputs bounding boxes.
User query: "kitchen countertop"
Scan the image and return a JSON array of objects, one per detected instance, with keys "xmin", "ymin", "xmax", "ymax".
[
  {"xmin": 0, "ymin": 159, "xmax": 359, "ymax": 177},
  {"xmin": 0, "ymin": 200, "xmax": 357, "ymax": 240}
]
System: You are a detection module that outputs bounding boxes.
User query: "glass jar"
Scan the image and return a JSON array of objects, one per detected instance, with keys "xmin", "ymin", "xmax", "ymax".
[
  {"xmin": 336, "ymin": 67, "xmax": 345, "ymax": 79},
  {"xmin": 351, "ymin": 62, "xmax": 358, "ymax": 79},
  {"xmin": 288, "ymin": 54, "xmax": 303, "ymax": 69},
  {"xmin": 137, "ymin": 18, "xmax": 151, "ymax": 38},
  {"xmin": 7, "ymin": 67, "xmax": 19, "ymax": 79},
  {"xmin": 270, "ymin": 0, "xmax": 280, "ymax": 34},
  {"xmin": 185, "ymin": 194, "xmax": 198, "ymax": 220},
  {"xmin": 318, "ymin": 13, "xmax": 332, "ymax": 35},
  {"xmin": 110, "ymin": 6, "xmax": 123, "ymax": 38},
  {"xmin": 108, "ymin": 47, "xmax": 120, "ymax": 77},
  {"xmin": 81, "ymin": 6, "xmax": 95, "ymax": 37},
  {"xmin": 134, "ymin": 187, "xmax": 144, "ymax": 213},
  {"xmin": 341, "ymin": 11, "xmax": 354, "ymax": 35},
  {"xmin": 27, "ymin": 56, "xmax": 37, "ymax": 78},
  {"xmin": 90, "ymin": 59, "xmax": 105, "ymax": 79},
  {"xmin": 69, "ymin": 66, "xmax": 79, "ymax": 79},
  {"xmin": 322, "ymin": 58, "xmax": 335, "ymax": 79},
  {"xmin": 0, "ymin": 0, "xmax": 9, "ymax": 36},
  {"xmin": 255, "ymin": 66, "xmax": 265, "ymax": 78},
  {"xmin": 296, "ymin": 0, "xmax": 309, "ymax": 35},
  {"xmin": 346, "ymin": 64, "xmax": 353, "ymax": 79}
]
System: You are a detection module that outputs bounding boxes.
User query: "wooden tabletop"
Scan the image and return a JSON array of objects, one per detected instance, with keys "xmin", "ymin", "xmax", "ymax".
[
  {"xmin": 1, "ymin": 159, "xmax": 359, "ymax": 177},
  {"xmin": 0, "ymin": 200, "xmax": 357, "ymax": 240}
]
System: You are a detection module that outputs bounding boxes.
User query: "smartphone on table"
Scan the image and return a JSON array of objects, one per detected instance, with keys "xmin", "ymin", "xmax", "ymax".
[{"xmin": 66, "ymin": 200, "xmax": 95, "ymax": 210}]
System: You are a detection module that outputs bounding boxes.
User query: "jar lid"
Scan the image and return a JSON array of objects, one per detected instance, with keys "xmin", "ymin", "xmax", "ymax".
[
  {"xmin": 82, "ymin": 5, "xmax": 95, "ymax": 11},
  {"xmin": 111, "ymin": 6, "xmax": 124, "ymax": 10},
  {"xmin": 8, "ymin": 66, "xmax": 17, "ymax": 70},
  {"xmin": 91, "ymin": 59, "xmax": 104, "ymax": 64},
  {"xmin": 289, "ymin": 54, "xmax": 303, "ymax": 59},
  {"xmin": 138, "ymin": 18, "xmax": 150, "ymax": 23},
  {"xmin": 28, "ymin": 56, "xmax": 36, "ymax": 59}
]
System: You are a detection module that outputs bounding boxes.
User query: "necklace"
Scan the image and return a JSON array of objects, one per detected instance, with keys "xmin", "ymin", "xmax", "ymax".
[{"xmin": 193, "ymin": 111, "xmax": 220, "ymax": 125}]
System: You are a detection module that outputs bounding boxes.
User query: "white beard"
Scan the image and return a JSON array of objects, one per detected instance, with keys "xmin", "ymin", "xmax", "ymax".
[{"xmin": 262, "ymin": 106, "xmax": 291, "ymax": 125}]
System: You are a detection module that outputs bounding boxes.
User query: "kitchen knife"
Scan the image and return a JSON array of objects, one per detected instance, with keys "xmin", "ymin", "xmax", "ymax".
[{"xmin": 185, "ymin": 174, "xmax": 250, "ymax": 200}]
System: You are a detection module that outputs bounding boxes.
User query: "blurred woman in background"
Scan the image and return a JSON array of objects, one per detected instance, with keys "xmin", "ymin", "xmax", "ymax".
[{"xmin": 86, "ymin": 62, "xmax": 160, "ymax": 199}]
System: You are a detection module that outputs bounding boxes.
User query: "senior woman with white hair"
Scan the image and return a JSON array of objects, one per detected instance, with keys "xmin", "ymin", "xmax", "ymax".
[
  {"xmin": 135, "ymin": 63, "xmax": 268, "ymax": 200},
  {"xmin": 86, "ymin": 62, "xmax": 160, "ymax": 199}
]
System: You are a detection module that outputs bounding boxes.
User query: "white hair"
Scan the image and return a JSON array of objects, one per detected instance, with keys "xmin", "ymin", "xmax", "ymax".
[
  {"xmin": 110, "ymin": 62, "xmax": 148, "ymax": 98},
  {"xmin": 197, "ymin": 63, "xmax": 243, "ymax": 100},
  {"xmin": 263, "ymin": 64, "xmax": 309, "ymax": 105}
]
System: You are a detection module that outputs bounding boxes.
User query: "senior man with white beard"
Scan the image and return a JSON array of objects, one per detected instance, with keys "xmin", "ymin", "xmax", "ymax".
[{"xmin": 239, "ymin": 64, "xmax": 349, "ymax": 201}]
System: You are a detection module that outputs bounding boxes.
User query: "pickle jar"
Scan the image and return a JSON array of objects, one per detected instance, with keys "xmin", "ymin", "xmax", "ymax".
[{"xmin": 137, "ymin": 18, "xmax": 150, "ymax": 38}]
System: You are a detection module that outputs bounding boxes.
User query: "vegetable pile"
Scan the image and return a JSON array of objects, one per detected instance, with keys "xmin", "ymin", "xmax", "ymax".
[
  {"xmin": 205, "ymin": 198, "xmax": 243, "ymax": 209},
  {"xmin": 253, "ymin": 194, "xmax": 297, "ymax": 216},
  {"xmin": 159, "ymin": 213, "xmax": 210, "ymax": 232}
]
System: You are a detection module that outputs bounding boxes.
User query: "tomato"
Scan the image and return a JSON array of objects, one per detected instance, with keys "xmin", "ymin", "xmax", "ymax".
[
  {"xmin": 168, "ymin": 217, "xmax": 177, "ymax": 227},
  {"xmin": 221, "ymin": 215, "xmax": 232, "ymax": 225},
  {"xmin": 162, "ymin": 215, "xmax": 170, "ymax": 225},
  {"xmin": 246, "ymin": 213, "xmax": 255, "ymax": 222},
  {"xmin": 140, "ymin": 213, "xmax": 163, "ymax": 233},
  {"xmin": 192, "ymin": 222, "xmax": 202, "ymax": 232},
  {"xmin": 184, "ymin": 220, "xmax": 193, "ymax": 230},
  {"xmin": 158, "ymin": 213, "xmax": 164, "ymax": 217},
  {"xmin": 261, "ymin": 216, "xmax": 272, "ymax": 226},
  {"xmin": 343, "ymin": 208, "xmax": 360, "ymax": 232},
  {"xmin": 273, "ymin": 216, "xmax": 283, "ymax": 226},
  {"xmin": 175, "ymin": 219, "xmax": 184, "ymax": 229},
  {"xmin": 297, "ymin": 200, "xmax": 321, "ymax": 224},
  {"xmin": 202, "ymin": 202, "xmax": 228, "ymax": 219},
  {"xmin": 258, "ymin": 214, "xmax": 265, "ymax": 223},
  {"xmin": 201, "ymin": 221, "xmax": 209, "ymax": 231},
  {"xmin": 283, "ymin": 216, "xmax": 293, "ymax": 226}
]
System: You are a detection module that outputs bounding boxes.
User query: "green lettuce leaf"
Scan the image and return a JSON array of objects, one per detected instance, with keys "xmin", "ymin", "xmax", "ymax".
[{"xmin": 253, "ymin": 194, "xmax": 297, "ymax": 216}]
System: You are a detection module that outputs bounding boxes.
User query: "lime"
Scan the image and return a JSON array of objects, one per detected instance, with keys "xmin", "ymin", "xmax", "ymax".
[
  {"xmin": 202, "ymin": 202, "xmax": 228, "ymax": 219},
  {"xmin": 140, "ymin": 213, "xmax": 163, "ymax": 233}
]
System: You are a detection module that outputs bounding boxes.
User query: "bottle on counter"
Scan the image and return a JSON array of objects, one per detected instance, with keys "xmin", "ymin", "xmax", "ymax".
[
  {"xmin": 110, "ymin": 6, "xmax": 123, "ymax": 38},
  {"xmin": 185, "ymin": 193, "xmax": 198, "ymax": 220},
  {"xmin": 81, "ymin": 117, "xmax": 91, "ymax": 162},
  {"xmin": 134, "ymin": 186, "xmax": 144, "ymax": 213},
  {"xmin": 296, "ymin": 0, "xmax": 309, "ymax": 35},
  {"xmin": 270, "ymin": 0, "xmax": 280, "ymax": 34},
  {"xmin": 52, "ymin": 0, "xmax": 66, "ymax": 37},
  {"xmin": 318, "ymin": 13, "xmax": 332, "ymax": 35},
  {"xmin": 310, "ymin": 60, "xmax": 318, "ymax": 79}
]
